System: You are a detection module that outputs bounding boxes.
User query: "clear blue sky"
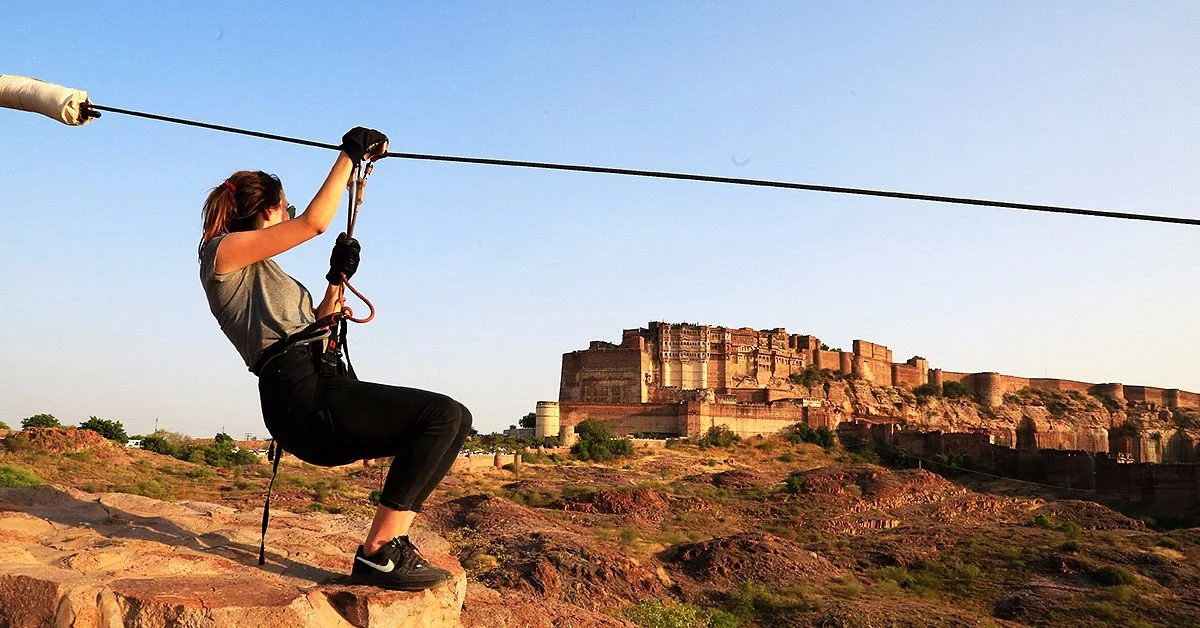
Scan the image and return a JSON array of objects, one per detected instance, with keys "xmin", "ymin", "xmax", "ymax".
[{"xmin": 2, "ymin": 3, "xmax": 1198, "ymax": 437}]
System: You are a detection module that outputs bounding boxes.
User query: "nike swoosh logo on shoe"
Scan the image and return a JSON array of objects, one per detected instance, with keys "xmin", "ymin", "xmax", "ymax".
[{"xmin": 356, "ymin": 556, "xmax": 396, "ymax": 573}]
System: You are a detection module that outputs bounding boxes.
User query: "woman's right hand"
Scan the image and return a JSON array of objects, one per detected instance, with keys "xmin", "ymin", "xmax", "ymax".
[{"xmin": 340, "ymin": 127, "xmax": 389, "ymax": 164}]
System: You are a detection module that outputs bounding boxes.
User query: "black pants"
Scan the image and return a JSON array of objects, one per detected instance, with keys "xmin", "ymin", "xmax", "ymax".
[{"xmin": 257, "ymin": 342, "xmax": 472, "ymax": 512}]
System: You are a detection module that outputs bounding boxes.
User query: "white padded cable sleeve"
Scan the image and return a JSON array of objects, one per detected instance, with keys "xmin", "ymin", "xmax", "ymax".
[{"xmin": 0, "ymin": 75, "xmax": 93, "ymax": 126}]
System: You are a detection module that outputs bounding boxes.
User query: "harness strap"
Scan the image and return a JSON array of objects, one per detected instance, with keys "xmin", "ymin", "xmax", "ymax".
[
  {"xmin": 250, "ymin": 327, "xmax": 330, "ymax": 376},
  {"xmin": 258, "ymin": 439, "xmax": 283, "ymax": 566}
]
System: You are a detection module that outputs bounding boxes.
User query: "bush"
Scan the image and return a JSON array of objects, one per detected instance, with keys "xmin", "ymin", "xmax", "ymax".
[
  {"xmin": 1091, "ymin": 565, "xmax": 1136, "ymax": 586},
  {"xmin": 21, "ymin": 414, "xmax": 60, "ymax": 429},
  {"xmin": 700, "ymin": 425, "xmax": 741, "ymax": 448},
  {"xmin": 0, "ymin": 464, "xmax": 42, "ymax": 488},
  {"xmin": 0, "ymin": 420, "xmax": 9, "ymax": 430},
  {"xmin": 1032, "ymin": 514, "xmax": 1056, "ymax": 529},
  {"xmin": 784, "ymin": 473, "xmax": 808, "ymax": 493},
  {"xmin": 622, "ymin": 599, "xmax": 728, "ymax": 628},
  {"xmin": 140, "ymin": 433, "xmax": 178, "ymax": 457},
  {"xmin": 913, "ymin": 383, "xmax": 941, "ymax": 399},
  {"xmin": 140, "ymin": 431, "xmax": 256, "ymax": 467},
  {"xmin": 789, "ymin": 365, "xmax": 835, "ymax": 388},
  {"xmin": 942, "ymin": 381, "xmax": 972, "ymax": 399},
  {"xmin": 1157, "ymin": 536, "xmax": 1184, "ymax": 551},
  {"xmin": 79, "ymin": 417, "xmax": 129, "ymax": 444},
  {"xmin": 782, "ymin": 423, "xmax": 835, "ymax": 450},
  {"xmin": 572, "ymin": 420, "xmax": 634, "ymax": 462}
]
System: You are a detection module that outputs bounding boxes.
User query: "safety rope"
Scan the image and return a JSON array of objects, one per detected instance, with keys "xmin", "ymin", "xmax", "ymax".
[{"xmin": 80, "ymin": 103, "xmax": 1200, "ymax": 227}]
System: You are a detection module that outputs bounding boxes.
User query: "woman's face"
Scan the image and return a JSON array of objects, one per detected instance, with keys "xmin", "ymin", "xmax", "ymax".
[{"xmin": 262, "ymin": 191, "xmax": 294, "ymax": 227}]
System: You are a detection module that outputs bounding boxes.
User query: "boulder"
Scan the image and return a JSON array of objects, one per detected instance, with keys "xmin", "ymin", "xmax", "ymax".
[{"xmin": 0, "ymin": 485, "xmax": 465, "ymax": 627}]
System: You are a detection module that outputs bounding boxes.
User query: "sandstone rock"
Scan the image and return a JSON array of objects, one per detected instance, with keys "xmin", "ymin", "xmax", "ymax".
[{"xmin": 0, "ymin": 485, "xmax": 466, "ymax": 627}]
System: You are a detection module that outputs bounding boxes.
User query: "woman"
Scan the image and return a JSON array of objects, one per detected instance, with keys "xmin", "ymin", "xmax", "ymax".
[{"xmin": 198, "ymin": 128, "xmax": 471, "ymax": 591}]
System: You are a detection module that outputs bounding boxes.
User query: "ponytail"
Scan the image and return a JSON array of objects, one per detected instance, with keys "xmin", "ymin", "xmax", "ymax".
[{"xmin": 200, "ymin": 171, "xmax": 284, "ymax": 247}]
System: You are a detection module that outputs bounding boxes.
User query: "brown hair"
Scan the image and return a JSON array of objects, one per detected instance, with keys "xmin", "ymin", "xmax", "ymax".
[{"xmin": 200, "ymin": 170, "xmax": 284, "ymax": 245}]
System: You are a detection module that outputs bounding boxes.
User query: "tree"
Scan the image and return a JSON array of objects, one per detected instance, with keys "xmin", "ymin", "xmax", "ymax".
[
  {"xmin": 79, "ymin": 417, "xmax": 129, "ymax": 444},
  {"xmin": 21, "ymin": 414, "xmax": 60, "ymax": 429},
  {"xmin": 519, "ymin": 412, "xmax": 536, "ymax": 429},
  {"xmin": 783, "ymin": 422, "xmax": 836, "ymax": 450},
  {"xmin": 700, "ymin": 425, "xmax": 741, "ymax": 448},
  {"xmin": 140, "ymin": 432, "xmax": 178, "ymax": 457}
]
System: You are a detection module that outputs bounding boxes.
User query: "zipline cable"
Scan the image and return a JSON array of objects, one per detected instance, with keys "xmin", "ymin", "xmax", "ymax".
[
  {"xmin": 82, "ymin": 104, "xmax": 1200, "ymax": 227},
  {"xmin": 0, "ymin": 76, "xmax": 1189, "ymax": 227},
  {"xmin": 384, "ymin": 150, "xmax": 1200, "ymax": 226}
]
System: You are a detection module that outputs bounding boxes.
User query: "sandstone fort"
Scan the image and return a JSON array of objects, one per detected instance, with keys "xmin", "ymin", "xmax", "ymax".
[{"xmin": 536, "ymin": 321, "xmax": 1200, "ymax": 466}]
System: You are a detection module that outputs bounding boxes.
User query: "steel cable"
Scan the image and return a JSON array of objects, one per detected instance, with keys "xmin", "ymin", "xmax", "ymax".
[{"xmin": 83, "ymin": 103, "xmax": 1200, "ymax": 227}]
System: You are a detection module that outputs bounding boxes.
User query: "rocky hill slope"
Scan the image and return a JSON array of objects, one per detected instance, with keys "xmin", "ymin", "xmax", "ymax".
[
  {"xmin": 3, "ymin": 428, "xmax": 1199, "ymax": 626},
  {"xmin": 794, "ymin": 378, "xmax": 1200, "ymax": 458}
]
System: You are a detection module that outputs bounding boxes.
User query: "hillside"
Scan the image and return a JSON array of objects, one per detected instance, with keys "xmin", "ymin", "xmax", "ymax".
[{"xmin": 2, "ymin": 428, "xmax": 1199, "ymax": 626}]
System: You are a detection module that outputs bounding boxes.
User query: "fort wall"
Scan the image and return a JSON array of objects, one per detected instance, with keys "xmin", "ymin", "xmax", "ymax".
[
  {"xmin": 695, "ymin": 401, "xmax": 809, "ymax": 438},
  {"xmin": 558, "ymin": 402, "xmax": 686, "ymax": 437}
]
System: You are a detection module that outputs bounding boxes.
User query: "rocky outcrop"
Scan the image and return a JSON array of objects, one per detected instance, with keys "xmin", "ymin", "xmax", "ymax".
[
  {"xmin": 0, "ymin": 485, "xmax": 465, "ymax": 627},
  {"xmin": 663, "ymin": 532, "xmax": 841, "ymax": 600},
  {"xmin": 426, "ymin": 495, "xmax": 663, "ymax": 612}
]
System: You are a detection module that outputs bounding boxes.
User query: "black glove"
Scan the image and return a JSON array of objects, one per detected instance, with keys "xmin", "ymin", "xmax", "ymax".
[
  {"xmin": 326, "ymin": 232, "xmax": 361, "ymax": 285},
  {"xmin": 340, "ymin": 127, "xmax": 388, "ymax": 165}
]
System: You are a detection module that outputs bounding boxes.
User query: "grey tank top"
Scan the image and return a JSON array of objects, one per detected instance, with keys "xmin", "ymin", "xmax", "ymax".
[{"xmin": 199, "ymin": 234, "xmax": 318, "ymax": 368}]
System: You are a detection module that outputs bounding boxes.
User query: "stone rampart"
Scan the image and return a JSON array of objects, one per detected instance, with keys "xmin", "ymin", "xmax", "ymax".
[
  {"xmin": 696, "ymin": 401, "xmax": 807, "ymax": 439},
  {"xmin": 1095, "ymin": 456, "xmax": 1200, "ymax": 517},
  {"xmin": 559, "ymin": 402, "xmax": 685, "ymax": 437},
  {"xmin": 891, "ymin": 363, "xmax": 924, "ymax": 388},
  {"xmin": 1029, "ymin": 378, "xmax": 1093, "ymax": 395},
  {"xmin": 560, "ymin": 344, "xmax": 644, "ymax": 404},
  {"xmin": 852, "ymin": 339, "xmax": 893, "ymax": 363}
]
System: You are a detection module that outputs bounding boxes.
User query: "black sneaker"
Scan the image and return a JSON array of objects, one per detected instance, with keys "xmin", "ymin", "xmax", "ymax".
[{"xmin": 350, "ymin": 536, "xmax": 454, "ymax": 591}]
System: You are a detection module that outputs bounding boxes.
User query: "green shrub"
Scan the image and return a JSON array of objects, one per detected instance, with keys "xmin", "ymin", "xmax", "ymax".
[
  {"xmin": 0, "ymin": 420, "xmax": 9, "ymax": 430},
  {"xmin": 140, "ymin": 433, "xmax": 179, "ymax": 457},
  {"xmin": 141, "ymin": 431, "xmax": 257, "ymax": 467},
  {"xmin": 784, "ymin": 473, "xmax": 808, "ymax": 494},
  {"xmin": 368, "ymin": 489, "xmax": 382, "ymax": 505},
  {"xmin": 622, "ymin": 599, "xmax": 729, "ymax": 628},
  {"xmin": 1061, "ymin": 540, "xmax": 1080, "ymax": 552},
  {"xmin": 782, "ymin": 423, "xmax": 835, "ymax": 449},
  {"xmin": 1157, "ymin": 536, "xmax": 1184, "ymax": 551},
  {"xmin": 1032, "ymin": 514, "xmax": 1056, "ymax": 529},
  {"xmin": 1060, "ymin": 521, "xmax": 1083, "ymax": 539},
  {"xmin": 724, "ymin": 581, "xmax": 817, "ymax": 621},
  {"xmin": 1091, "ymin": 565, "xmax": 1136, "ymax": 586},
  {"xmin": 0, "ymin": 464, "xmax": 42, "ymax": 488},
  {"xmin": 79, "ymin": 417, "xmax": 129, "ymax": 444},
  {"xmin": 777, "ymin": 453, "xmax": 795, "ymax": 463},
  {"xmin": 828, "ymin": 574, "xmax": 865, "ymax": 599},
  {"xmin": 789, "ymin": 365, "xmax": 836, "ymax": 388},
  {"xmin": 572, "ymin": 420, "xmax": 634, "ymax": 462},
  {"xmin": 700, "ymin": 425, "xmax": 740, "ymax": 448},
  {"xmin": 21, "ymin": 414, "xmax": 60, "ymax": 429},
  {"xmin": 913, "ymin": 383, "xmax": 941, "ymax": 399},
  {"xmin": 942, "ymin": 381, "xmax": 972, "ymax": 399},
  {"xmin": 134, "ymin": 479, "xmax": 166, "ymax": 498}
]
